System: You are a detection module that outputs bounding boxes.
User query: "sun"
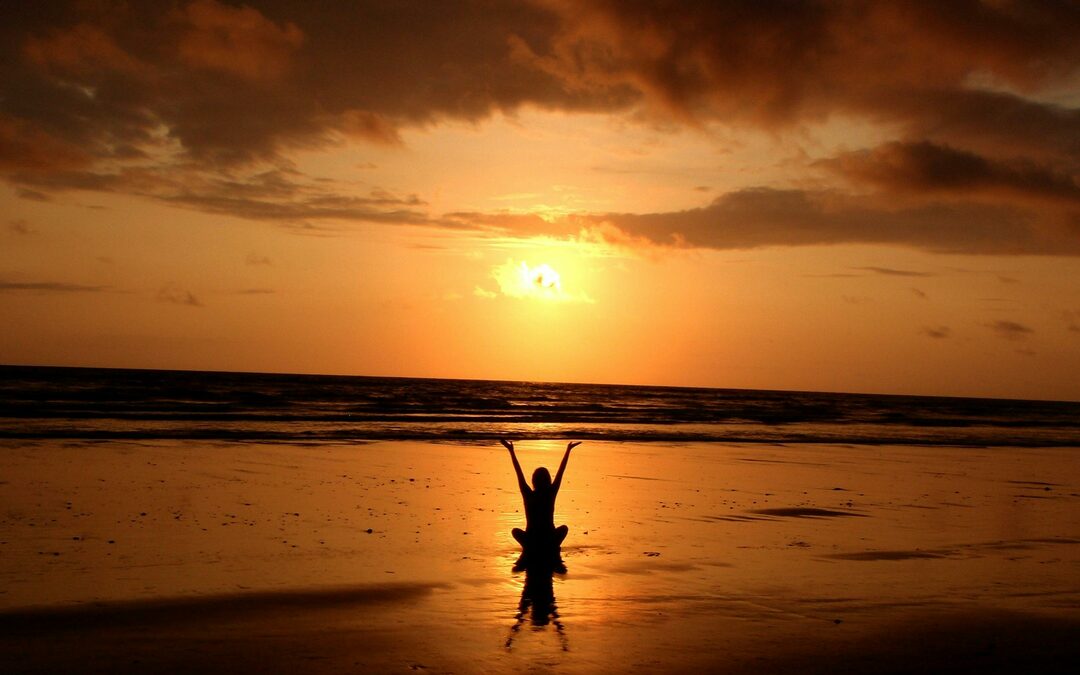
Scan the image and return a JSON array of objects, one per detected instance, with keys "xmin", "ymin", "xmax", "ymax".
[
  {"xmin": 523, "ymin": 262, "xmax": 562, "ymax": 294},
  {"xmin": 487, "ymin": 258, "xmax": 591, "ymax": 303}
]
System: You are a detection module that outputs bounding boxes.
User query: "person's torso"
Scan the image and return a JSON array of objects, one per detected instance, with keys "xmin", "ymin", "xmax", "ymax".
[{"xmin": 524, "ymin": 490, "xmax": 555, "ymax": 531}]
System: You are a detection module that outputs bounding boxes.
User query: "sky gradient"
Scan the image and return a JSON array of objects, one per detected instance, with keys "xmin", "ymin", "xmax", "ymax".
[{"xmin": 3, "ymin": 1, "xmax": 1080, "ymax": 400}]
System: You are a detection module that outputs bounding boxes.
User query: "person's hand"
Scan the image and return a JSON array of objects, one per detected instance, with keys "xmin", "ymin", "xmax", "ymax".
[
  {"xmin": 500, "ymin": 439, "xmax": 515, "ymax": 452},
  {"xmin": 567, "ymin": 441, "xmax": 581, "ymax": 451}
]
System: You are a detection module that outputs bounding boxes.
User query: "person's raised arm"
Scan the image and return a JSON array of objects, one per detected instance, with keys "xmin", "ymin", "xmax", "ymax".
[
  {"xmin": 501, "ymin": 439, "xmax": 529, "ymax": 496},
  {"xmin": 552, "ymin": 441, "xmax": 580, "ymax": 494}
]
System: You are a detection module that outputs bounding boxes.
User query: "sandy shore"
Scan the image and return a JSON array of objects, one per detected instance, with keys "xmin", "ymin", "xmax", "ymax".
[{"xmin": 1, "ymin": 439, "xmax": 1078, "ymax": 673}]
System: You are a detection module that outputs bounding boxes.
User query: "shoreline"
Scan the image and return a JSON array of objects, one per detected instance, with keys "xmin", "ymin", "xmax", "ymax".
[{"xmin": 5, "ymin": 430, "xmax": 1080, "ymax": 447}]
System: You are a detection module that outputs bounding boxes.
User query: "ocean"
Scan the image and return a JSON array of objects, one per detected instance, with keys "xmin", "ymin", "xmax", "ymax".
[{"xmin": 3, "ymin": 365, "xmax": 1078, "ymax": 446}]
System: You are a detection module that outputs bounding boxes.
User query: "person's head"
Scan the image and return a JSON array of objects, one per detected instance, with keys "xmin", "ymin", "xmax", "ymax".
[{"xmin": 532, "ymin": 467, "xmax": 552, "ymax": 491}]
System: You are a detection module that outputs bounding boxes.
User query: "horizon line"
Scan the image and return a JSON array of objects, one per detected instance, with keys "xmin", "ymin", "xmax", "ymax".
[{"xmin": 2, "ymin": 361, "xmax": 1076, "ymax": 405}]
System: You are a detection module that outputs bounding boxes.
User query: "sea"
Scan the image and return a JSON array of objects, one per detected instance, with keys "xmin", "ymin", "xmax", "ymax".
[{"xmin": 2, "ymin": 365, "xmax": 1079, "ymax": 447}]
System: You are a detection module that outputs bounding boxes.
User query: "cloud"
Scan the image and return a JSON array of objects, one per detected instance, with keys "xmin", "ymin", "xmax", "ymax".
[
  {"xmin": 984, "ymin": 319, "xmax": 1033, "ymax": 341},
  {"xmin": 921, "ymin": 326, "xmax": 950, "ymax": 339},
  {"xmin": 910, "ymin": 288, "xmax": 928, "ymax": 300},
  {"xmin": 176, "ymin": 0, "xmax": 305, "ymax": 82},
  {"xmin": 575, "ymin": 188, "xmax": 1074, "ymax": 255},
  {"xmin": 245, "ymin": 253, "xmax": 272, "ymax": 266},
  {"xmin": 16, "ymin": 188, "xmax": 49, "ymax": 201},
  {"xmin": 8, "ymin": 219, "xmax": 32, "ymax": 235},
  {"xmin": 1, "ymin": 2, "xmax": 1074, "ymax": 169},
  {"xmin": 9, "ymin": 165, "xmax": 429, "ymax": 228},
  {"xmin": 822, "ymin": 141, "xmax": 1080, "ymax": 205},
  {"xmin": 473, "ymin": 286, "xmax": 497, "ymax": 300},
  {"xmin": 158, "ymin": 285, "xmax": 203, "ymax": 307},
  {"xmin": 236, "ymin": 288, "xmax": 274, "ymax": 295},
  {"xmin": 1, "ymin": 1, "xmax": 1078, "ymax": 254},
  {"xmin": 852, "ymin": 266, "xmax": 933, "ymax": 277},
  {"xmin": 539, "ymin": 2, "xmax": 1080, "ymax": 150},
  {"xmin": 0, "ymin": 280, "xmax": 107, "ymax": 292},
  {"xmin": 435, "ymin": 184, "xmax": 1078, "ymax": 256},
  {"xmin": 875, "ymin": 88, "xmax": 1080, "ymax": 164},
  {"xmin": 0, "ymin": 0, "xmax": 622, "ymax": 173}
]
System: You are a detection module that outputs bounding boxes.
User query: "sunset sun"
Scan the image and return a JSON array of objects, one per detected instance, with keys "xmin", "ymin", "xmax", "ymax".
[
  {"xmin": 484, "ymin": 258, "xmax": 592, "ymax": 303},
  {"xmin": 523, "ymin": 262, "xmax": 561, "ymax": 294}
]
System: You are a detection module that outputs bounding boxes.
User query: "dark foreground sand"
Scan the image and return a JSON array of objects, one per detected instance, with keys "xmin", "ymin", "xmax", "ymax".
[{"xmin": 1, "ymin": 440, "xmax": 1078, "ymax": 673}]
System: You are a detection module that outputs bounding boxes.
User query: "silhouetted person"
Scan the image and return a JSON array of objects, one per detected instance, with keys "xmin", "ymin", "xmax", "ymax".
[{"xmin": 502, "ymin": 439, "xmax": 579, "ymax": 564}]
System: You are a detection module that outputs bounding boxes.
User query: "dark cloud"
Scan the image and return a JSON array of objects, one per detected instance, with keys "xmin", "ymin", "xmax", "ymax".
[
  {"xmin": 4, "ymin": 1, "xmax": 1077, "ymax": 169},
  {"xmin": 802, "ymin": 267, "xmax": 932, "ymax": 278},
  {"xmin": 822, "ymin": 141, "xmax": 1080, "ymax": 204},
  {"xmin": 910, "ymin": 288, "xmax": 928, "ymax": 300},
  {"xmin": 0, "ymin": 0, "xmax": 627, "ymax": 173},
  {"xmin": 1, "ymin": 1, "xmax": 1078, "ymax": 251},
  {"xmin": 10, "ymin": 165, "xmax": 429, "ymax": 227},
  {"xmin": 984, "ymin": 320, "xmax": 1033, "ymax": 341},
  {"xmin": 946, "ymin": 266, "xmax": 1026, "ymax": 281},
  {"xmin": 8, "ymin": 219, "xmax": 32, "ymax": 235},
  {"xmin": 852, "ymin": 266, "xmax": 932, "ymax": 277},
  {"xmin": 868, "ymin": 88, "xmax": 1080, "ymax": 164},
  {"xmin": 921, "ymin": 326, "xmax": 950, "ymax": 339},
  {"xmin": 160, "ymin": 189, "xmax": 425, "ymax": 225},
  {"xmin": 245, "ymin": 253, "xmax": 272, "ymax": 266},
  {"xmin": 407, "ymin": 243, "xmax": 449, "ymax": 251},
  {"xmin": 158, "ymin": 285, "xmax": 202, "ymax": 307},
  {"xmin": 16, "ymin": 188, "xmax": 50, "ymax": 201},
  {"xmin": 571, "ymin": 188, "xmax": 1075, "ymax": 255},
  {"xmin": 543, "ymin": 2, "xmax": 1080, "ymax": 153},
  {"xmin": 0, "ymin": 280, "xmax": 106, "ymax": 292},
  {"xmin": 434, "ymin": 185, "xmax": 1078, "ymax": 255},
  {"xmin": 237, "ymin": 288, "xmax": 274, "ymax": 295}
]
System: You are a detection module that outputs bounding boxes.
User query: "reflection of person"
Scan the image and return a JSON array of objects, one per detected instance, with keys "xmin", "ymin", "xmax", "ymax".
[
  {"xmin": 501, "ymin": 439, "xmax": 579, "ymax": 555},
  {"xmin": 505, "ymin": 566, "xmax": 568, "ymax": 651}
]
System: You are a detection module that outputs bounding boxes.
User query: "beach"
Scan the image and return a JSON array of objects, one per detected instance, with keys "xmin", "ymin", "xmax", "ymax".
[{"xmin": 2, "ymin": 438, "xmax": 1077, "ymax": 673}]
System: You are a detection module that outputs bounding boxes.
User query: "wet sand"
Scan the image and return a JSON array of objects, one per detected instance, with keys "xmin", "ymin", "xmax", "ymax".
[{"xmin": 1, "ymin": 439, "xmax": 1078, "ymax": 673}]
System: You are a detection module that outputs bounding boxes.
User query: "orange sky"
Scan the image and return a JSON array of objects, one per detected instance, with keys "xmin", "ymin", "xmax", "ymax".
[{"xmin": 2, "ymin": 1, "xmax": 1080, "ymax": 400}]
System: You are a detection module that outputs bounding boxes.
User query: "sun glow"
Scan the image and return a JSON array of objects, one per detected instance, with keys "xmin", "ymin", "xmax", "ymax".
[
  {"xmin": 523, "ymin": 262, "xmax": 562, "ymax": 293},
  {"xmin": 505, "ymin": 261, "xmax": 564, "ymax": 301},
  {"xmin": 485, "ymin": 258, "xmax": 593, "ymax": 303}
]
